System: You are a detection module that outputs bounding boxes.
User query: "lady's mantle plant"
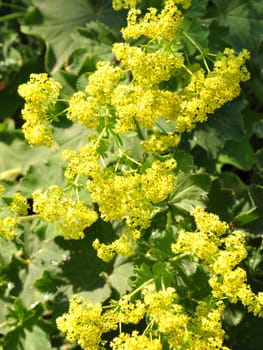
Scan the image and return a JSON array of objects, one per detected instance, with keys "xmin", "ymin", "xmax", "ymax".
[{"xmin": 0, "ymin": 0, "xmax": 262, "ymax": 349}]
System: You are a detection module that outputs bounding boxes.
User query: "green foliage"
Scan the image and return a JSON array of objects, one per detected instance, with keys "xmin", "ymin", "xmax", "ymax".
[{"xmin": 0, "ymin": 0, "xmax": 263, "ymax": 349}]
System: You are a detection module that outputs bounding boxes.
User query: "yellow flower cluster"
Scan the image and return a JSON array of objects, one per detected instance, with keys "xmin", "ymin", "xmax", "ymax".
[
  {"xmin": 113, "ymin": 43, "xmax": 183, "ymax": 87},
  {"xmin": 56, "ymin": 295, "xmax": 106, "ymax": 350},
  {"xmin": 112, "ymin": 0, "xmax": 139, "ymax": 10},
  {"xmin": 32, "ymin": 186, "xmax": 98, "ymax": 239},
  {"xmin": 191, "ymin": 207, "xmax": 228, "ymax": 236},
  {"xmin": 61, "ymin": 140, "xmax": 102, "ymax": 180},
  {"xmin": 86, "ymin": 61, "xmax": 123, "ymax": 103},
  {"xmin": 18, "ymin": 73, "xmax": 61, "ymax": 147},
  {"xmin": 112, "ymin": 86, "xmax": 180, "ymax": 133},
  {"xmin": 143, "ymin": 286, "xmax": 190, "ymax": 348},
  {"xmin": 172, "ymin": 208, "xmax": 263, "ymax": 317},
  {"xmin": 0, "ymin": 184, "xmax": 5, "ymax": 196},
  {"xmin": 0, "ymin": 216, "xmax": 18, "ymax": 240},
  {"xmin": 85, "ymin": 158, "xmax": 176, "ymax": 260},
  {"xmin": 87, "ymin": 159, "xmax": 176, "ymax": 229},
  {"xmin": 121, "ymin": 0, "xmax": 183, "ymax": 41},
  {"xmin": 0, "ymin": 189, "xmax": 28, "ymax": 240},
  {"xmin": 176, "ymin": 49, "xmax": 250, "ymax": 132},
  {"xmin": 58, "ymin": 282, "xmax": 231, "ymax": 350},
  {"xmin": 93, "ymin": 228, "xmax": 141, "ymax": 262},
  {"xmin": 67, "ymin": 61, "xmax": 122, "ymax": 129},
  {"xmin": 141, "ymin": 133, "xmax": 181, "ymax": 153},
  {"xmin": 57, "ymin": 293, "xmax": 147, "ymax": 349},
  {"xmin": 9, "ymin": 192, "xmax": 29, "ymax": 216},
  {"xmin": 115, "ymin": 295, "xmax": 146, "ymax": 324},
  {"xmin": 111, "ymin": 331, "xmax": 162, "ymax": 350},
  {"xmin": 190, "ymin": 301, "xmax": 230, "ymax": 350},
  {"xmin": 67, "ymin": 91, "xmax": 100, "ymax": 129}
]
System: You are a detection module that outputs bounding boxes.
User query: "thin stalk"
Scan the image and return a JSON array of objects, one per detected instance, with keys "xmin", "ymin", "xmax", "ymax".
[
  {"xmin": 124, "ymin": 154, "xmax": 142, "ymax": 166},
  {"xmin": 182, "ymin": 63, "xmax": 193, "ymax": 76},
  {"xmin": 74, "ymin": 175, "xmax": 80, "ymax": 201},
  {"xmin": 0, "ymin": 168, "xmax": 22, "ymax": 181},
  {"xmin": 128, "ymin": 278, "xmax": 155, "ymax": 299},
  {"xmin": 0, "ymin": 321, "xmax": 7, "ymax": 329},
  {"xmin": 53, "ymin": 108, "xmax": 68, "ymax": 119},
  {"xmin": 0, "ymin": 2, "xmax": 25, "ymax": 11},
  {"xmin": 166, "ymin": 209, "xmax": 172, "ymax": 230},
  {"xmin": 182, "ymin": 31, "xmax": 210, "ymax": 72},
  {"xmin": 18, "ymin": 214, "xmax": 40, "ymax": 222},
  {"xmin": 133, "ymin": 117, "xmax": 145, "ymax": 140},
  {"xmin": 203, "ymin": 57, "xmax": 210, "ymax": 73},
  {"xmin": 143, "ymin": 319, "xmax": 155, "ymax": 335},
  {"xmin": 183, "ymin": 31, "xmax": 203, "ymax": 54},
  {"xmin": 0, "ymin": 12, "xmax": 25, "ymax": 23},
  {"xmin": 170, "ymin": 252, "xmax": 191, "ymax": 262}
]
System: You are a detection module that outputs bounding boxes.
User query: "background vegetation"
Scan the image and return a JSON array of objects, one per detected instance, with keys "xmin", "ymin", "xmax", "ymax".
[{"xmin": 0, "ymin": 0, "xmax": 263, "ymax": 349}]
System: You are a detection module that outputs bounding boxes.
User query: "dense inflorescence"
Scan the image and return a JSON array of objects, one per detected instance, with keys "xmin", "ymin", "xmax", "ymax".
[
  {"xmin": 57, "ymin": 209, "xmax": 263, "ymax": 349},
  {"xmin": 8, "ymin": 0, "xmax": 260, "ymax": 349}
]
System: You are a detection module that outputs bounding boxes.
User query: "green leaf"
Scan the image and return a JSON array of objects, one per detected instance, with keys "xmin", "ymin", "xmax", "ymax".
[
  {"xmin": 152, "ymin": 261, "xmax": 175, "ymax": 286},
  {"xmin": 219, "ymin": 138, "xmax": 255, "ymax": 171},
  {"xmin": 181, "ymin": 18, "xmax": 209, "ymax": 56},
  {"xmin": 248, "ymin": 78, "xmax": 263, "ymax": 104},
  {"xmin": 219, "ymin": 172, "xmax": 254, "ymax": 218},
  {"xmin": 20, "ymin": 235, "xmax": 113, "ymax": 307},
  {"xmin": 250, "ymin": 185, "xmax": 263, "ymax": 216},
  {"xmin": 4, "ymin": 325, "xmax": 51, "ymax": 350},
  {"xmin": 22, "ymin": 0, "xmax": 125, "ymax": 72},
  {"xmin": 207, "ymin": 179, "xmax": 235, "ymax": 221},
  {"xmin": 193, "ymin": 98, "xmax": 246, "ymax": 158},
  {"xmin": 108, "ymin": 256, "xmax": 134, "ymax": 295},
  {"xmin": 70, "ymin": 21, "xmax": 117, "ymax": 66},
  {"xmin": 0, "ymin": 237, "xmax": 17, "ymax": 265},
  {"xmin": 0, "ymin": 137, "xmax": 51, "ymax": 186},
  {"xmin": 172, "ymin": 256, "xmax": 197, "ymax": 289},
  {"xmin": 51, "ymin": 70, "xmax": 77, "ymax": 96},
  {"xmin": 169, "ymin": 173, "xmax": 211, "ymax": 212},
  {"xmin": 185, "ymin": 0, "xmax": 209, "ymax": 17},
  {"xmin": 211, "ymin": 0, "xmax": 263, "ymax": 52},
  {"xmin": 17, "ymin": 156, "xmax": 65, "ymax": 196},
  {"xmin": 233, "ymin": 207, "xmax": 260, "ymax": 226},
  {"xmin": 173, "ymin": 150, "xmax": 193, "ymax": 174},
  {"xmin": 132, "ymin": 263, "xmax": 154, "ymax": 289}
]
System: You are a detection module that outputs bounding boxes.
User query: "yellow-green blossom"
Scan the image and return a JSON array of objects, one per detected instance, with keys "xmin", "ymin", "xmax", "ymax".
[
  {"xmin": 141, "ymin": 133, "xmax": 181, "ymax": 153},
  {"xmin": 191, "ymin": 207, "xmax": 228, "ymax": 236},
  {"xmin": 176, "ymin": 49, "xmax": 250, "ymax": 132},
  {"xmin": 189, "ymin": 301, "xmax": 229, "ymax": 350},
  {"xmin": 171, "ymin": 229, "xmax": 219, "ymax": 261},
  {"xmin": 0, "ymin": 216, "xmax": 18, "ymax": 240},
  {"xmin": 86, "ymin": 61, "xmax": 123, "ymax": 103},
  {"xmin": 112, "ymin": 85, "xmax": 180, "ymax": 133},
  {"xmin": 116, "ymin": 295, "xmax": 145, "ymax": 324},
  {"xmin": 93, "ymin": 229, "xmax": 141, "ymax": 262},
  {"xmin": 122, "ymin": 0, "xmax": 183, "ymax": 41},
  {"xmin": 140, "ymin": 159, "xmax": 177, "ymax": 204},
  {"xmin": 0, "ymin": 184, "xmax": 5, "ymax": 196},
  {"xmin": 61, "ymin": 140, "xmax": 102, "ymax": 180},
  {"xmin": 111, "ymin": 331, "xmax": 162, "ymax": 350},
  {"xmin": 56, "ymin": 296, "xmax": 106, "ymax": 350},
  {"xmin": 18, "ymin": 73, "xmax": 61, "ymax": 147},
  {"xmin": 113, "ymin": 43, "xmax": 183, "ymax": 87},
  {"xmin": 22, "ymin": 117, "xmax": 54, "ymax": 147},
  {"xmin": 67, "ymin": 91, "xmax": 100, "ymax": 129},
  {"xmin": 18, "ymin": 73, "xmax": 61, "ymax": 112},
  {"xmin": 33, "ymin": 186, "xmax": 98, "ymax": 239},
  {"xmin": 87, "ymin": 159, "xmax": 176, "ymax": 231},
  {"xmin": 9, "ymin": 192, "xmax": 29, "ymax": 216},
  {"xmin": 112, "ymin": 0, "xmax": 139, "ymax": 10}
]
